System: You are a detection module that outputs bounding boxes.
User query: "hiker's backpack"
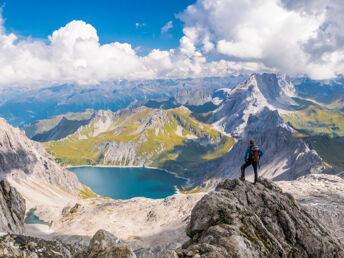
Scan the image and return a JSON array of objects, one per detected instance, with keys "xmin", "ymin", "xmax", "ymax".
[{"xmin": 250, "ymin": 145, "xmax": 260, "ymax": 162}]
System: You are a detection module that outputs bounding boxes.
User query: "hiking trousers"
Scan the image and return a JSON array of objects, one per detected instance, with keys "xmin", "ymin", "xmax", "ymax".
[{"xmin": 241, "ymin": 159, "xmax": 258, "ymax": 183}]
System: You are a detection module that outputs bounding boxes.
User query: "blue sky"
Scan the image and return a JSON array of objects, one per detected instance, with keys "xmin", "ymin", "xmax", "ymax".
[{"xmin": 2, "ymin": 0, "xmax": 195, "ymax": 53}]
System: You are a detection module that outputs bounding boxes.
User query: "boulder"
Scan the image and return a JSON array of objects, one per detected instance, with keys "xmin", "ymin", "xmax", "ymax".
[
  {"xmin": 178, "ymin": 178, "xmax": 344, "ymax": 257},
  {"xmin": 74, "ymin": 229, "xmax": 136, "ymax": 258}
]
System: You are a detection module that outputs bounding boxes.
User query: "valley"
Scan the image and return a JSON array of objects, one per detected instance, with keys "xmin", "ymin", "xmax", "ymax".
[
  {"xmin": 0, "ymin": 73, "xmax": 343, "ymax": 257},
  {"xmin": 1, "ymin": 1, "xmax": 344, "ymax": 256},
  {"xmin": 43, "ymin": 106, "xmax": 234, "ymax": 179}
]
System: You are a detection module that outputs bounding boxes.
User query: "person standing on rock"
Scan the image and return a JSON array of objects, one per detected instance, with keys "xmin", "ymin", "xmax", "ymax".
[{"xmin": 240, "ymin": 139, "xmax": 264, "ymax": 184}]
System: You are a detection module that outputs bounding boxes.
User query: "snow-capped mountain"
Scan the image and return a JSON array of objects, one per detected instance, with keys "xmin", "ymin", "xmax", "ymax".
[
  {"xmin": 209, "ymin": 73, "xmax": 297, "ymax": 137},
  {"xmin": 193, "ymin": 74, "xmax": 339, "ymax": 183}
]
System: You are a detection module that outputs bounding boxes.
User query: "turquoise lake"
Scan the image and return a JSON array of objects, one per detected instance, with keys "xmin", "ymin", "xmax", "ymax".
[{"xmin": 67, "ymin": 166, "xmax": 187, "ymax": 199}]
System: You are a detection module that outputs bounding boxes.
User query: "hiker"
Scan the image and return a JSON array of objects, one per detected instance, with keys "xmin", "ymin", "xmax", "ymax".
[{"xmin": 239, "ymin": 139, "xmax": 264, "ymax": 184}]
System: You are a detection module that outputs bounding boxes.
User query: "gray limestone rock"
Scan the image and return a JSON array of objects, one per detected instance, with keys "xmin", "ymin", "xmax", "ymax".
[
  {"xmin": 0, "ymin": 179, "xmax": 25, "ymax": 234},
  {"xmin": 0, "ymin": 117, "xmax": 81, "ymax": 193},
  {"xmin": 178, "ymin": 178, "xmax": 344, "ymax": 257},
  {"xmin": 74, "ymin": 229, "xmax": 136, "ymax": 258}
]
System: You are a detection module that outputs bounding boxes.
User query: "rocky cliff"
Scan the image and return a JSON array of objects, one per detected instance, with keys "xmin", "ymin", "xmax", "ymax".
[
  {"xmin": 0, "ymin": 180, "xmax": 25, "ymax": 234},
  {"xmin": 0, "ymin": 117, "xmax": 80, "ymax": 193},
  {"xmin": 0, "ymin": 117, "xmax": 82, "ymax": 232},
  {"xmin": 277, "ymin": 174, "xmax": 344, "ymax": 245},
  {"xmin": 178, "ymin": 178, "xmax": 344, "ymax": 257}
]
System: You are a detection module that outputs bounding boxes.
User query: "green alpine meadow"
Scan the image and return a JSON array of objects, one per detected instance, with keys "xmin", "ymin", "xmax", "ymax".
[{"xmin": 43, "ymin": 106, "xmax": 233, "ymax": 177}]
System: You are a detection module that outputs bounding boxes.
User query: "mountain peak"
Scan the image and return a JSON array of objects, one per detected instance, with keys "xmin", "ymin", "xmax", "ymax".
[
  {"xmin": 234, "ymin": 73, "xmax": 296, "ymax": 106},
  {"xmin": 210, "ymin": 73, "xmax": 296, "ymax": 137}
]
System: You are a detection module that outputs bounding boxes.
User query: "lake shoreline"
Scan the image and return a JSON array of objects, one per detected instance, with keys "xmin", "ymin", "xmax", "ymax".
[{"xmin": 65, "ymin": 165, "xmax": 191, "ymax": 195}]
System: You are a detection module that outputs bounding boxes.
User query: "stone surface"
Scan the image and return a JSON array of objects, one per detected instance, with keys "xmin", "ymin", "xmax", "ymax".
[
  {"xmin": 277, "ymin": 174, "xmax": 344, "ymax": 245},
  {"xmin": 0, "ymin": 233, "xmax": 76, "ymax": 257},
  {"xmin": 74, "ymin": 229, "xmax": 136, "ymax": 258},
  {"xmin": 0, "ymin": 229, "xmax": 137, "ymax": 258},
  {"xmin": 178, "ymin": 178, "xmax": 344, "ymax": 257},
  {"xmin": 0, "ymin": 117, "xmax": 81, "ymax": 194},
  {"xmin": 0, "ymin": 179, "xmax": 26, "ymax": 234}
]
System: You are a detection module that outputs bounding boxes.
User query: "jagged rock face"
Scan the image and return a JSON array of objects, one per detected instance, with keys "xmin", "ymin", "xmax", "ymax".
[
  {"xmin": 178, "ymin": 179, "xmax": 343, "ymax": 258},
  {"xmin": 74, "ymin": 229, "xmax": 136, "ymax": 258},
  {"xmin": 199, "ymin": 127, "xmax": 335, "ymax": 182},
  {"xmin": 0, "ymin": 233, "xmax": 76, "ymax": 257},
  {"xmin": 277, "ymin": 174, "xmax": 344, "ymax": 245},
  {"xmin": 209, "ymin": 73, "xmax": 296, "ymax": 137},
  {"xmin": 0, "ymin": 229, "xmax": 135, "ymax": 258},
  {"xmin": 99, "ymin": 141, "xmax": 143, "ymax": 166},
  {"xmin": 0, "ymin": 180, "xmax": 25, "ymax": 234},
  {"xmin": 135, "ymin": 248, "xmax": 178, "ymax": 258},
  {"xmin": 0, "ymin": 117, "xmax": 80, "ymax": 193}
]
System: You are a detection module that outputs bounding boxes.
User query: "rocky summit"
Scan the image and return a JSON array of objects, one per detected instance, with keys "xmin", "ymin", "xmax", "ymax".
[{"xmin": 177, "ymin": 178, "xmax": 344, "ymax": 258}]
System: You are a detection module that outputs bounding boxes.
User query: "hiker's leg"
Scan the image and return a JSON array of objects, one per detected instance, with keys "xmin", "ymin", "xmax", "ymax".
[
  {"xmin": 241, "ymin": 160, "xmax": 251, "ymax": 178},
  {"xmin": 252, "ymin": 161, "xmax": 258, "ymax": 183}
]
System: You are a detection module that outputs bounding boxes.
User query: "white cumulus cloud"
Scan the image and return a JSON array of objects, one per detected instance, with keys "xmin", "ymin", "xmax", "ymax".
[
  {"xmin": 0, "ymin": 0, "xmax": 343, "ymax": 88},
  {"xmin": 0, "ymin": 11, "xmax": 266, "ymax": 88},
  {"xmin": 0, "ymin": 16, "xmax": 260, "ymax": 88},
  {"xmin": 179, "ymin": 0, "xmax": 344, "ymax": 79}
]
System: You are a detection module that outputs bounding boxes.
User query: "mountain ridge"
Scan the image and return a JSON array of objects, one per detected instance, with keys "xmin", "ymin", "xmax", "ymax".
[{"xmin": 44, "ymin": 106, "xmax": 234, "ymax": 179}]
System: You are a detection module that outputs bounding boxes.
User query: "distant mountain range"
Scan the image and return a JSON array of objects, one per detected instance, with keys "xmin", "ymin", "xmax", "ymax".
[
  {"xmin": 0, "ymin": 76, "xmax": 247, "ymax": 127},
  {"xmin": 21, "ymin": 73, "xmax": 344, "ymax": 185}
]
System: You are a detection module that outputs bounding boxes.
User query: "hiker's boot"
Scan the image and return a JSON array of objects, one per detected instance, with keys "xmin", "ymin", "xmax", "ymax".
[
  {"xmin": 253, "ymin": 178, "xmax": 259, "ymax": 185},
  {"xmin": 239, "ymin": 176, "xmax": 245, "ymax": 181}
]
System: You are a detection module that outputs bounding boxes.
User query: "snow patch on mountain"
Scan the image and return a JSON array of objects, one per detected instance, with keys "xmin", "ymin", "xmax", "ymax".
[{"xmin": 209, "ymin": 73, "xmax": 297, "ymax": 137}]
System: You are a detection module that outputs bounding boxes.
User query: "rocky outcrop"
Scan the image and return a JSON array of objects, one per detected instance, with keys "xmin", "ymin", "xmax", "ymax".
[
  {"xmin": 74, "ymin": 229, "xmax": 136, "ymax": 258},
  {"xmin": 0, "ymin": 117, "xmax": 80, "ymax": 193},
  {"xmin": 277, "ymin": 174, "xmax": 344, "ymax": 245},
  {"xmin": 178, "ymin": 178, "xmax": 343, "ymax": 257},
  {"xmin": 0, "ymin": 180, "xmax": 25, "ymax": 234},
  {"xmin": 98, "ymin": 141, "xmax": 143, "ymax": 166},
  {"xmin": 0, "ymin": 229, "xmax": 135, "ymax": 258},
  {"xmin": 0, "ymin": 233, "xmax": 76, "ymax": 257}
]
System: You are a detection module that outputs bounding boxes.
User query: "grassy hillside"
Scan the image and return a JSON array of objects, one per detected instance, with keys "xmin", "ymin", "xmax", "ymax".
[
  {"xmin": 45, "ymin": 106, "xmax": 233, "ymax": 177},
  {"xmin": 24, "ymin": 109, "xmax": 94, "ymax": 139},
  {"xmin": 282, "ymin": 105, "xmax": 344, "ymax": 137},
  {"xmin": 304, "ymin": 136, "xmax": 344, "ymax": 171}
]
